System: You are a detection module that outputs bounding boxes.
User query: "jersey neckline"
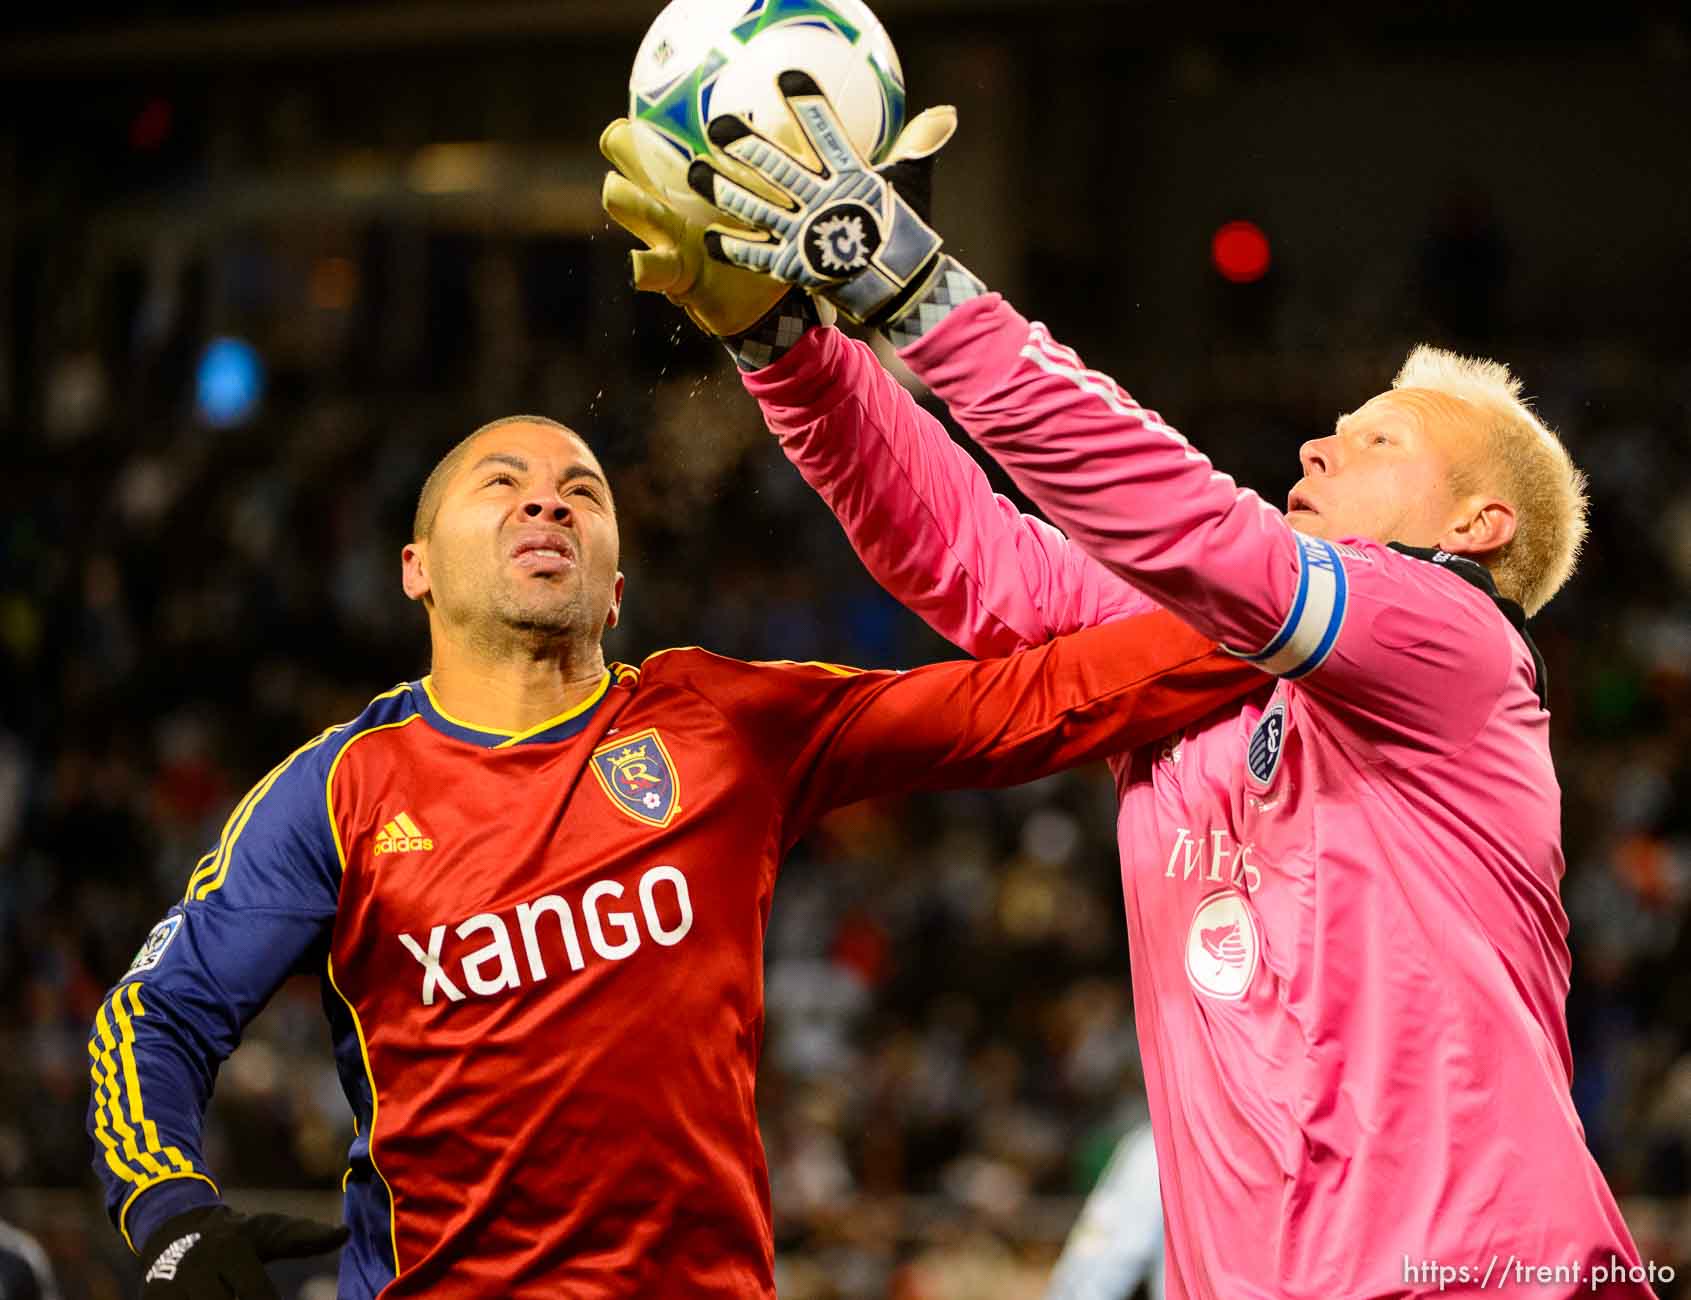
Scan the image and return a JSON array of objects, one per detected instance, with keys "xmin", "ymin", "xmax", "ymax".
[
  {"xmin": 1386, "ymin": 543, "xmax": 1548, "ymax": 710},
  {"xmin": 413, "ymin": 672, "xmax": 612, "ymax": 748}
]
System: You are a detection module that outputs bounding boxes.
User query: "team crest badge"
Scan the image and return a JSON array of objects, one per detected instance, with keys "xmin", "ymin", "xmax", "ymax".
[
  {"xmin": 1246, "ymin": 699, "xmax": 1287, "ymax": 787},
  {"xmin": 591, "ymin": 728, "xmax": 681, "ymax": 828}
]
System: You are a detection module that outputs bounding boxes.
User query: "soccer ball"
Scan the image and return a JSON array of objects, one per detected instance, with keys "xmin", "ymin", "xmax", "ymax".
[{"xmin": 628, "ymin": 0, "xmax": 906, "ymax": 229}]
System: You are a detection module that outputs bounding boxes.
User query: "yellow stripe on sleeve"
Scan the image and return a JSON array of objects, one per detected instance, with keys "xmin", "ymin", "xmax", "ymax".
[
  {"xmin": 185, "ymin": 746, "xmax": 305, "ymax": 902},
  {"xmin": 192, "ymin": 724, "xmax": 342, "ymax": 903},
  {"xmin": 184, "ymin": 783, "xmax": 265, "ymax": 900},
  {"xmin": 92, "ymin": 997, "xmax": 168, "ymax": 1180},
  {"xmin": 118, "ymin": 985, "xmax": 195, "ymax": 1175},
  {"xmin": 89, "ymin": 984, "xmax": 224, "ymax": 1253},
  {"xmin": 87, "ymin": 1033, "xmax": 143, "ymax": 1187},
  {"xmin": 185, "ymin": 685, "xmax": 412, "ymax": 903},
  {"xmin": 98, "ymin": 692, "xmax": 423, "ymax": 1253},
  {"xmin": 182, "ymin": 850, "xmax": 219, "ymax": 904},
  {"xmin": 117, "ymin": 1172, "xmax": 221, "ymax": 1255}
]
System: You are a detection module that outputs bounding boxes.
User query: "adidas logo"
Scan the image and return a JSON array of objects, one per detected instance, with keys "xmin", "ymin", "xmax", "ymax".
[{"xmin": 375, "ymin": 812, "xmax": 434, "ymax": 855}]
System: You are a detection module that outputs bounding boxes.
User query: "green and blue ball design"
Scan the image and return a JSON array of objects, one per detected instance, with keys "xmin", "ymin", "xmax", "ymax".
[{"xmin": 632, "ymin": 0, "xmax": 906, "ymax": 167}]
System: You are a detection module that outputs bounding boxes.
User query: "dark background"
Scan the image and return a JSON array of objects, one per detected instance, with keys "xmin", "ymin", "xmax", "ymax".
[{"xmin": 2, "ymin": 2, "xmax": 1689, "ymax": 1296}]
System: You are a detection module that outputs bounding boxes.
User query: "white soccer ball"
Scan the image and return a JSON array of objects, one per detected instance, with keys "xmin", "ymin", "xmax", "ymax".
[{"xmin": 628, "ymin": 0, "xmax": 906, "ymax": 229}]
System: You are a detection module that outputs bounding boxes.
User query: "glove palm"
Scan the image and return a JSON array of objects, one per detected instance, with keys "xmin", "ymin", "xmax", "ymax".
[
  {"xmin": 599, "ymin": 118, "xmax": 791, "ymax": 337},
  {"xmin": 687, "ymin": 72, "xmax": 957, "ymax": 326}
]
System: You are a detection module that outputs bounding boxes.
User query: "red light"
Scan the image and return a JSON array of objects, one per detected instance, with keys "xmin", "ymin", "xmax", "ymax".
[
  {"xmin": 1212, "ymin": 220, "xmax": 1271, "ymax": 284},
  {"xmin": 130, "ymin": 98, "xmax": 173, "ymax": 152}
]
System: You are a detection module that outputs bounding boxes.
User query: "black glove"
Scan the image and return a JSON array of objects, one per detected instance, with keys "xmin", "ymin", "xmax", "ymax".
[
  {"xmin": 687, "ymin": 70, "xmax": 958, "ymax": 326},
  {"xmin": 140, "ymin": 1204, "xmax": 349, "ymax": 1298}
]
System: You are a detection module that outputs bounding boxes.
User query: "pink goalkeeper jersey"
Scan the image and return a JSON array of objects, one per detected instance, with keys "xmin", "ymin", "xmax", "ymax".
[{"xmin": 745, "ymin": 296, "xmax": 1651, "ymax": 1300}]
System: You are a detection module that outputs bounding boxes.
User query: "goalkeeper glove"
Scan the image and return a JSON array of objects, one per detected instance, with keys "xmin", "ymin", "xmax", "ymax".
[
  {"xmin": 687, "ymin": 71, "xmax": 957, "ymax": 327},
  {"xmin": 140, "ymin": 1204, "xmax": 348, "ymax": 1298},
  {"xmin": 599, "ymin": 117, "xmax": 793, "ymax": 337}
]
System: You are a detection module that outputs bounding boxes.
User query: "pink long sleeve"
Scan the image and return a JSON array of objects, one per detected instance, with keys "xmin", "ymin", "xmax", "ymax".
[
  {"xmin": 900, "ymin": 295, "xmax": 1532, "ymax": 759},
  {"xmin": 743, "ymin": 325, "xmax": 1153, "ymax": 659}
]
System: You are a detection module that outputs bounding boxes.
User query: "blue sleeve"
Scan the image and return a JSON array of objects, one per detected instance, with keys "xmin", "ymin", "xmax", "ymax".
[{"xmin": 87, "ymin": 725, "xmax": 348, "ymax": 1254}]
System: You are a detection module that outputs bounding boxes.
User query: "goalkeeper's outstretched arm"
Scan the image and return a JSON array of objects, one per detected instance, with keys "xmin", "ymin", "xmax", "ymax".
[
  {"xmin": 743, "ymin": 322, "xmax": 1157, "ymax": 659},
  {"xmin": 603, "ymin": 102, "xmax": 1154, "ymax": 661},
  {"xmin": 690, "ymin": 75, "xmax": 1524, "ymax": 748}
]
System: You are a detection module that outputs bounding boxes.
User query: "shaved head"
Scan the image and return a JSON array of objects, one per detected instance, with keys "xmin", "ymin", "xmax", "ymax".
[
  {"xmin": 401, "ymin": 412, "xmax": 623, "ymax": 659},
  {"xmin": 413, "ymin": 414, "xmax": 580, "ymax": 540}
]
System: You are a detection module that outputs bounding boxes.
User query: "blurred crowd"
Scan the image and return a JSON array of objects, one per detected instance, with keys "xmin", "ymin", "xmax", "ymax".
[{"xmin": 5, "ymin": 50, "xmax": 1691, "ymax": 1300}]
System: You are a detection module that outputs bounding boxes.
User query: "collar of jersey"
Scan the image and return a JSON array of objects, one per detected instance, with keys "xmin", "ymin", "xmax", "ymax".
[
  {"xmin": 414, "ymin": 672, "xmax": 611, "ymax": 748},
  {"xmin": 1387, "ymin": 542, "xmax": 1549, "ymax": 710}
]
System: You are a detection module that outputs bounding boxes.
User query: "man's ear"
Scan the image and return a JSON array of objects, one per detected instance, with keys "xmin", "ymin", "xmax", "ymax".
[
  {"xmin": 1439, "ymin": 495, "xmax": 1517, "ymax": 562},
  {"xmin": 402, "ymin": 541, "xmax": 431, "ymax": 603},
  {"xmin": 605, "ymin": 572, "xmax": 626, "ymax": 630}
]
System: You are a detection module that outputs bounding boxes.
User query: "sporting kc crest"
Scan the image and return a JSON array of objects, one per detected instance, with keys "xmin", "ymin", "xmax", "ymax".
[
  {"xmin": 1247, "ymin": 699, "xmax": 1287, "ymax": 787},
  {"xmin": 591, "ymin": 728, "xmax": 681, "ymax": 828}
]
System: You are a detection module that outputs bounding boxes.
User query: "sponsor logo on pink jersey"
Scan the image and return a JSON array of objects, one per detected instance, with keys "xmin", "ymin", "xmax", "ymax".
[{"xmin": 1185, "ymin": 891, "xmax": 1259, "ymax": 1000}]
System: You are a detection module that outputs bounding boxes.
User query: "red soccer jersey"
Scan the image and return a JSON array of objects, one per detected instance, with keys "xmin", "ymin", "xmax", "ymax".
[{"xmin": 92, "ymin": 615, "xmax": 1257, "ymax": 1297}]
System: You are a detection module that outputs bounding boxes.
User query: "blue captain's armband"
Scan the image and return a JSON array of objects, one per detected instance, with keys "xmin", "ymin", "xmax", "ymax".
[{"xmin": 1227, "ymin": 534, "xmax": 1349, "ymax": 679}]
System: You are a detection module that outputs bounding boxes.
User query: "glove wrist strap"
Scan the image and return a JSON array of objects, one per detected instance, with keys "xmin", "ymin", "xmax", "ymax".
[
  {"xmin": 723, "ymin": 289, "xmax": 823, "ymax": 373},
  {"xmin": 880, "ymin": 256, "xmax": 987, "ymax": 349}
]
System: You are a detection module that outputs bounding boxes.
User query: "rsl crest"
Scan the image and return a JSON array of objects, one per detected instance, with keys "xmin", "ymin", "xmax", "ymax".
[{"xmin": 591, "ymin": 728, "xmax": 681, "ymax": 828}]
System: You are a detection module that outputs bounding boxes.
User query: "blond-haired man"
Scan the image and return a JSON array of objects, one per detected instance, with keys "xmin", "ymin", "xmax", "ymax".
[{"xmin": 604, "ymin": 74, "xmax": 1653, "ymax": 1299}]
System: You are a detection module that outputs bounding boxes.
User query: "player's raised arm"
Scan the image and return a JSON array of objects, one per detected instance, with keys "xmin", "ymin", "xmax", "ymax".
[
  {"xmin": 690, "ymin": 77, "xmax": 1587, "ymax": 751},
  {"xmin": 601, "ymin": 114, "xmax": 1148, "ymax": 659},
  {"xmin": 677, "ymin": 608, "xmax": 1260, "ymax": 845},
  {"xmin": 898, "ymin": 292, "xmax": 1355, "ymax": 668},
  {"xmin": 88, "ymin": 730, "xmax": 349, "ymax": 1293},
  {"xmin": 745, "ymin": 323, "xmax": 1156, "ymax": 656},
  {"xmin": 678, "ymin": 75, "xmax": 1315, "ymax": 661},
  {"xmin": 893, "ymin": 298, "xmax": 1585, "ymax": 755}
]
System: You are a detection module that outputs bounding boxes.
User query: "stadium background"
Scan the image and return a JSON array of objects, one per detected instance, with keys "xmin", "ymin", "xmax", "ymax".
[{"xmin": 2, "ymin": 1, "xmax": 1690, "ymax": 1295}]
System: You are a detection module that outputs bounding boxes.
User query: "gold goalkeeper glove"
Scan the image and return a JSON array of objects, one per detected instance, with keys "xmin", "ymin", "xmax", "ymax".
[{"xmin": 599, "ymin": 117, "xmax": 792, "ymax": 337}]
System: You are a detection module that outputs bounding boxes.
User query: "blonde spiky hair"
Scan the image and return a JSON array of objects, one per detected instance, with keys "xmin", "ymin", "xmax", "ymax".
[{"xmin": 1392, "ymin": 345, "xmax": 1588, "ymax": 616}]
